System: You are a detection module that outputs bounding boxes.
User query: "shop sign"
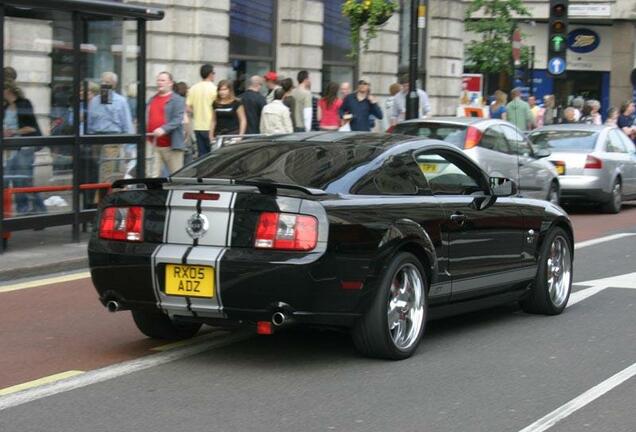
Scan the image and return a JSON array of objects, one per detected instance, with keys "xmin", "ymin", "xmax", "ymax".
[
  {"xmin": 567, "ymin": 29, "xmax": 600, "ymax": 54},
  {"xmin": 568, "ymin": 4, "xmax": 611, "ymax": 17}
]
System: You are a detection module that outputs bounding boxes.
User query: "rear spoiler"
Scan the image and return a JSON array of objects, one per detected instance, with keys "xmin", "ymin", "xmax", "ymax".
[{"xmin": 113, "ymin": 177, "xmax": 327, "ymax": 196}]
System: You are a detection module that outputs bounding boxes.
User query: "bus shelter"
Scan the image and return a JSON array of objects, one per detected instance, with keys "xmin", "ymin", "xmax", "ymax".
[{"xmin": 0, "ymin": 0, "xmax": 163, "ymax": 250}]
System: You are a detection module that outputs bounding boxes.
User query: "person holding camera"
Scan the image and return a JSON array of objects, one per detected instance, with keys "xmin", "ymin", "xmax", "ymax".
[{"xmin": 339, "ymin": 78, "xmax": 383, "ymax": 132}]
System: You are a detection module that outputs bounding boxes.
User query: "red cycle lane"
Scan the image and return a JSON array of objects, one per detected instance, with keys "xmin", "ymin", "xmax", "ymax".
[{"xmin": 568, "ymin": 202, "xmax": 636, "ymax": 241}]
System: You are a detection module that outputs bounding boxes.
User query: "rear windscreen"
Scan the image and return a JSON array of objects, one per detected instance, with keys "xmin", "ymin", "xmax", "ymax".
[
  {"xmin": 528, "ymin": 131, "xmax": 598, "ymax": 152},
  {"xmin": 393, "ymin": 124, "xmax": 467, "ymax": 148},
  {"xmin": 176, "ymin": 141, "xmax": 385, "ymax": 191}
]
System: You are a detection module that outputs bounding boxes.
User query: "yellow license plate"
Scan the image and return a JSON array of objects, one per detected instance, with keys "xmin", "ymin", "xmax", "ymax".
[
  {"xmin": 556, "ymin": 165, "xmax": 565, "ymax": 175},
  {"xmin": 165, "ymin": 264, "xmax": 214, "ymax": 298},
  {"xmin": 419, "ymin": 163, "xmax": 439, "ymax": 173}
]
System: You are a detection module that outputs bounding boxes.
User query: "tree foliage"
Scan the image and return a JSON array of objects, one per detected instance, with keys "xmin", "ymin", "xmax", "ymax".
[{"xmin": 464, "ymin": 0, "xmax": 530, "ymax": 74}]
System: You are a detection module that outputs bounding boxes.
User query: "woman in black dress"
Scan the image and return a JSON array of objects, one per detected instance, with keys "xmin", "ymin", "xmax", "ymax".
[{"xmin": 209, "ymin": 80, "xmax": 246, "ymax": 142}]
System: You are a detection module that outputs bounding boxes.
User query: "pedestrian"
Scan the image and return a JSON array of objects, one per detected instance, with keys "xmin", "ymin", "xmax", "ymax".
[
  {"xmin": 3, "ymin": 66, "xmax": 17, "ymax": 83},
  {"xmin": 209, "ymin": 79, "xmax": 246, "ymax": 143},
  {"xmin": 391, "ymin": 75, "xmax": 430, "ymax": 125},
  {"xmin": 561, "ymin": 107, "xmax": 577, "ymax": 124},
  {"xmin": 506, "ymin": 88, "xmax": 533, "ymax": 131},
  {"xmin": 617, "ymin": 101, "xmax": 636, "ymax": 141},
  {"xmin": 587, "ymin": 100, "xmax": 603, "ymax": 125},
  {"xmin": 146, "ymin": 71, "xmax": 186, "ymax": 177},
  {"xmin": 86, "ymin": 71, "xmax": 134, "ymax": 135},
  {"xmin": 260, "ymin": 88, "xmax": 293, "ymax": 134},
  {"xmin": 264, "ymin": 71, "xmax": 280, "ymax": 103},
  {"xmin": 383, "ymin": 83, "xmax": 402, "ymax": 130},
  {"xmin": 186, "ymin": 64, "xmax": 217, "ymax": 157},
  {"xmin": 280, "ymin": 77, "xmax": 296, "ymax": 129},
  {"xmin": 571, "ymin": 97, "xmax": 584, "ymax": 122},
  {"xmin": 605, "ymin": 107, "xmax": 619, "ymax": 127},
  {"xmin": 339, "ymin": 81, "xmax": 351, "ymax": 99},
  {"xmin": 528, "ymin": 95, "xmax": 543, "ymax": 128},
  {"xmin": 291, "ymin": 70, "xmax": 313, "ymax": 132},
  {"xmin": 578, "ymin": 102, "xmax": 596, "ymax": 125},
  {"xmin": 317, "ymin": 81, "xmax": 343, "ymax": 131},
  {"xmin": 543, "ymin": 95, "xmax": 557, "ymax": 125},
  {"xmin": 490, "ymin": 90, "xmax": 508, "ymax": 120},
  {"xmin": 240, "ymin": 75, "xmax": 267, "ymax": 135},
  {"xmin": 339, "ymin": 78, "xmax": 383, "ymax": 132},
  {"xmin": 174, "ymin": 81, "xmax": 195, "ymax": 164},
  {"xmin": 3, "ymin": 81, "xmax": 46, "ymax": 214}
]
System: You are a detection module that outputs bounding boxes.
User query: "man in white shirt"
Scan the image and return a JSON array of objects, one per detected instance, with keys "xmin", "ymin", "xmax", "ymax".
[
  {"xmin": 260, "ymin": 88, "xmax": 293, "ymax": 134},
  {"xmin": 390, "ymin": 75, "xmax": 431, "ymax": 125}
]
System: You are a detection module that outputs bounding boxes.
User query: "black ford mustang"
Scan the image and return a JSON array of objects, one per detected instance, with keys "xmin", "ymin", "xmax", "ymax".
[{"xmin": 88, "ymin": 133, "xmax": 574, "ymax": 360}]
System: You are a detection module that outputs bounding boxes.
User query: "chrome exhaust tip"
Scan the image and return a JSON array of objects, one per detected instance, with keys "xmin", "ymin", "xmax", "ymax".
[
  {"xmin": 106, "ymin": 300, "xmax": 120, "ymax": 313},
  {"xmin": 272, "ymin": 311, "xmax": 287, "ymax": 327}
]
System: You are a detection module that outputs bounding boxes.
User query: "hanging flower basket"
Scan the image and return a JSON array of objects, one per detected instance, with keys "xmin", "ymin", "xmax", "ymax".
[{"xmin": 342, "ymin": 0, "xmax": 398, "ymax": 58}]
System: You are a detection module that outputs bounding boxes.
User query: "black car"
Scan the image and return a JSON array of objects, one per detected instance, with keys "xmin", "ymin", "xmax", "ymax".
[{"xmin": 88, "ymin": 133, "xmax": 574, "ymax": 360}]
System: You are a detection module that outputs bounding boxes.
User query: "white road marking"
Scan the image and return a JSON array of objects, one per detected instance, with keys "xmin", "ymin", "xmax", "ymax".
[
  {"xmin": 0, "ymin": 271, "xmax": 90, "ymax": 293},
  {"xmin": 570, "ymin": 272, "xmax": 636, "ymax": 307},
  {"xmin": 574, "ymin": 232, "xmax": 636, "ymax": 250},
  {"xmin": 0, "ymin": 329, "xmax": 252, "ymax": 411},
  {"xmin": 517, "ymin": 362, "xmax": 636, "ymax": 432}
]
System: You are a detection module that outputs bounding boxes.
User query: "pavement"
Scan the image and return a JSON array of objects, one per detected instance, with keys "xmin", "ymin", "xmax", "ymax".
[{"xmin": 0, "ymin": 225, "xmax": 90, "ymax": 282}]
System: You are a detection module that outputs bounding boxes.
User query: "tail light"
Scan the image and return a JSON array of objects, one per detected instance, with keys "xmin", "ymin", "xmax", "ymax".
[
  {"xmin": 254, "ymin": 212, "xmax": 318, "ymax": 251},
  {"xmin": 464, "ymin": 126, "xmax": 483, "ymax": 149},
  {"xmin": 551, "ymin": 160, "xmax": 566, "ymax": 175},
  {"xmin": 99, "ymin": 206, "xmax": 144, "ymax": 242},
  {"xmin": 584, "ymin": 155, "xmax": 603, "ymax": 169}
]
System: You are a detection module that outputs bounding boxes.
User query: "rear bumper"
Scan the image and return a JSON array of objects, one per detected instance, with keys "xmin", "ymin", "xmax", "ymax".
[
  {"xmin": 558, "ymin": 175, "xmax": 609, "ymax": 202},
  {"xmin": 89, "ymin": 241, "xmax": 368, "ymax": 327}
]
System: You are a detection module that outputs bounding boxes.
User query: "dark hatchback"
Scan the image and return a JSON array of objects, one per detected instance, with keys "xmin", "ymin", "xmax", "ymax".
[{"xmin": 88, "ymin": 133, "xmax": 574, "ymax": 359}]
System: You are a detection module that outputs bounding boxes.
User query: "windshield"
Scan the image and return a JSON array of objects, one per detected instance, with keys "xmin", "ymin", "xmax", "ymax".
[
  {"xmin": 393, "ymin": 123, "xmax": 467, "ymax": 148},
  {"xmin": 176, "ymin": 141, "xmax": 385, "ymax": 192},
  {"xmin": 528, "ymin": 130, "xmax": 598, "ymax": 152}
]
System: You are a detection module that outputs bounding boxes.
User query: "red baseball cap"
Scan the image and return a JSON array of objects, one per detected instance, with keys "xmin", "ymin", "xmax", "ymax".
[{"xmin": 264, "ymin": 71, "xmax": 278, "ymax": 82}]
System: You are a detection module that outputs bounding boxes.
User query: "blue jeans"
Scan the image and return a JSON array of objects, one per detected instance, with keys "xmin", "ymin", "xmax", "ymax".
[{"xmin": 195, "ymin": 131, "xmax": 211, "ymax": 158}]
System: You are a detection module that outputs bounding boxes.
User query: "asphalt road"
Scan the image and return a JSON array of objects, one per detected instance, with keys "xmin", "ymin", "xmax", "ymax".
[{"xmin": 0, "ymin": 208, "xmax": 635, "ymax": 432}]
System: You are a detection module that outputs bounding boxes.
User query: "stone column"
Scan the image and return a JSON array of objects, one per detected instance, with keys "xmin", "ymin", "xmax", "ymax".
[
  {"xmin": 610, "ymin": 22, "xmax": 635, "ymax": 108},
  {"xmin": 135, "ymin": 0, "xmax": 230, "ymax": 95},
  {"xmin": 359, "ymin": 14, "xmax": 401, "ymax": 99},
  {"xmin": 426, "ymin": 0, "xmax": 465, "ymax": 116},
  {"xmin": 276, "ymin": 0, "xmax": 324, "ymax": 92}
]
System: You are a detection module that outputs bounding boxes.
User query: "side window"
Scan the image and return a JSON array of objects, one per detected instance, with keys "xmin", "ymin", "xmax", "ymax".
[
  {"xmin": 503, "ymin": 126, "xmax": 533, "ymax": 157},
  {"xmin": 352, "ymin": 154, "xmax": 428, "ymax": 195},
  {"xmin": 614, "ymin": 130, "xmax": 635, "ymax": 153},
  {"xmin": 480, "ymin": 126, "xmax": 510, "ymax": 154},
  {"xmin": 606, "ymin": 131, "xmax": 627, "ymax": 153},
  {"xmin": 414, "ymin": 150, "xmax": 485, "ymax": 196}
]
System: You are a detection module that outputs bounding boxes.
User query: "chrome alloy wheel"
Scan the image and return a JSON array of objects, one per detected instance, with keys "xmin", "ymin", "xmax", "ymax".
[
  {"xmin": 387, "ymin": 263, "xmax": 425, "ymax": 351},
  {"xmin": 546, "ymin": 236, "xmax": 572, "ymax": 308}
]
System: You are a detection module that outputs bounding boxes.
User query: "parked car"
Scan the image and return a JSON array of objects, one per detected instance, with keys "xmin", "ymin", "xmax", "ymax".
[
  {"xmin": 89, "ymin": 133, "xmax": 573, "ymax": 360},
  {"xmin": 528, "ymin": 124, "xmax": 636, "ymax": 213},
  {"xmin": 389, "ymin": 118, "xmax": 560, "ymax": 204}
]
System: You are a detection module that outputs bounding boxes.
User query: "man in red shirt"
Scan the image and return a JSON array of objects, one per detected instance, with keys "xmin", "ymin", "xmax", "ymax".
[{"xmin": 146, "ymin": 71, "xmax": 186, "ymax": 177}]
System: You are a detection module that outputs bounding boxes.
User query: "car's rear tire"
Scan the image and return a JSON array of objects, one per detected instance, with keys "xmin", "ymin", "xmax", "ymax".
[
  {"xmin": 547, "ymin": 181, "xmax": 560, "ymax": 206},
  {"xmin": 132, "ymin": 309, "xmax": 202, "ymax": 340},
  {"xmin": 601, "ymin": 180, "xmax": 622, "ymax": 214},
  {"xmin": 352, "ymin": 252, "xmax": 427, "ymax": 360},
  {"xmin": 520, "ymin": 227, "xmax": 572, "ymax": 315}
]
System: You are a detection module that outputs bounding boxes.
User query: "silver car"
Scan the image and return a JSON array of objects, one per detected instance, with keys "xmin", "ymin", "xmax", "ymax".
[
  {"xmin": 390, "ymin": 118, "xmax": 560, "ymax": 204},
  {"xmin": 528, "ymin": 124, "xmax": 636, "ymax": 213}
]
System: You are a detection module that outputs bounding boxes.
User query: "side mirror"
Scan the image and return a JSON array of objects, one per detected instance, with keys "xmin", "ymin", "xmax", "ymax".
[
  {"xmin": 534, "ymin": 148, "xmax": 552, "ymax": 159},
  {"xmin": 490, "ymin": 177, "xmax": 518, "ymax": 197}
]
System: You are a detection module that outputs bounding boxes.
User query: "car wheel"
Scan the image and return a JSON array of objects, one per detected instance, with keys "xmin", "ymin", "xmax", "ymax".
[
  {"xmin": 520, "ymin": 227, "xmax": 572, "ymax": 315},
  {"xmin": 547, "ymin": 182, "xmax": 560, "ymax": 206},
  {"xmin": 132, "ymin": 309, "xmax": 202, "ymax": 340},
  {"xmin": 601, "ymin": 180, "xmax": 622, "ymax": 214},
  {"xmin": 352, "ymin": 252, "xmax": 427, "ymax": 360}
]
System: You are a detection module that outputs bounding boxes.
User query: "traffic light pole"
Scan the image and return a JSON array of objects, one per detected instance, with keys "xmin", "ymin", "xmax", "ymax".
[{"xmin": 406, "ymin": 0, "xmax": 423, "ymax": 120}]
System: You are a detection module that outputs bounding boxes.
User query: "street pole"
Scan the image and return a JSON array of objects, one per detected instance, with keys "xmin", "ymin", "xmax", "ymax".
[{"xmin": 406, "ymin": 0, "xmax": 422, "ymax": 119}]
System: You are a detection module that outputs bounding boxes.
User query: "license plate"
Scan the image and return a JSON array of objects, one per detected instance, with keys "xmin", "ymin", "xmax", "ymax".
[
  {"xmin": 556, "ymin": 165, "xmax": 565, "ymax": 175},
  {"xmin": 165, "ymin": 264, "xmax": 214, "ymax": 298},
  {"xmin": 419, "ymin": 163, "xmax": 439, "ymax": 173}
]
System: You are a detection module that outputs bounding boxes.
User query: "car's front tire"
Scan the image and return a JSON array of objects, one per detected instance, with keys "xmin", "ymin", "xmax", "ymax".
[
  {"xmin": 132, "ymin": 309, "xmax": 202, "ymax": 340},
  {"xmin": 352, "ymin": 252, "xmax": 427, "ymax": 360},
  {"xmin": 521, "ymin": 227, "xmax": 572, "ymax": 315}
]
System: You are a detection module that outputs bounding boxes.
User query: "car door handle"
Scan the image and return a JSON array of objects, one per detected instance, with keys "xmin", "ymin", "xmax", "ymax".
[{"xmin": 450, "ymin": 212, "xmax": 467, "ymax": 224}]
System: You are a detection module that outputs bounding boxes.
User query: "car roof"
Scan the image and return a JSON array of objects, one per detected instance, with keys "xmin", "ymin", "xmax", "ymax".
[
  {"xmin": 530, "ymin": 124, "xmax": 607, "ymax": 133},
  {"xmin": 397, "ymin": 117, "xmax": 483, "ymax": 126},
  {"xmin": 225, "ymin": 132, "xmax": 427, "ymax": 150}
]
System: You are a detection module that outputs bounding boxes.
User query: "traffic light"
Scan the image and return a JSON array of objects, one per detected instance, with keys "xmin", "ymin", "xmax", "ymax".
[{"xmin": 547, "ymin": 0, "xmax": 568, "ymax": 77}]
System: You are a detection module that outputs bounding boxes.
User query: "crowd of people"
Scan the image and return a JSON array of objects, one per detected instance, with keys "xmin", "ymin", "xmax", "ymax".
[{"xmin": 487, "ymin": 87, "xmax": 635, "ymax": 139}]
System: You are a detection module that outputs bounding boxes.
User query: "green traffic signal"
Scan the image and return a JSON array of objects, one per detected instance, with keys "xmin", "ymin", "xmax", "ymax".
[{"xmin": 551, "ymin": 35, "xmax": 566, "ymax": 52}]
